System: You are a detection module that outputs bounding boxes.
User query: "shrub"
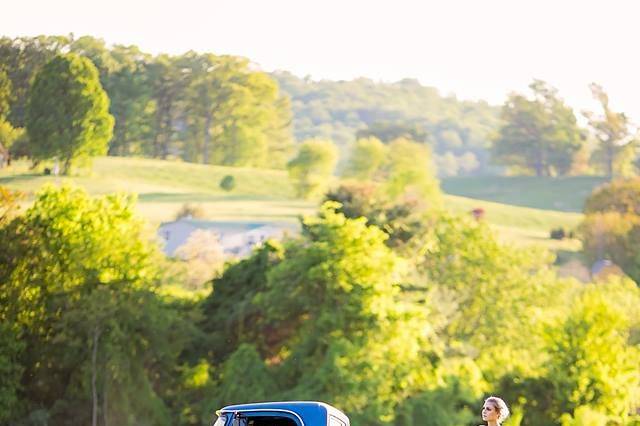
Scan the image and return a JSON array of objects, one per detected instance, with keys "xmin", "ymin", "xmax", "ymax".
[
  {"xmin": 579, "ymin": 212, "xmax": 640, "ymax": 282},
  {"xmin": 584, "ymin": 177, "xmax": 640, "ymax": 215},
  {"xmin": 550, "ymin": 227, "xmax": 566, "ymax": 240},
  {"xmin": 219, "ymin": 175, "xmax": 235, "ymax": 192},
  {"xmin": 175, "ymin": 203, "xmax": 206, "ymax": 220}
]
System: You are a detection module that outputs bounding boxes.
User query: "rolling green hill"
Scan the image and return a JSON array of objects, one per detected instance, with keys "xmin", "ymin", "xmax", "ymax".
[
  {"xmin": 441, "ymin": 176, "xmax": 607, "ymax": 212},
  {"xmin": 0, "ymin": 157, "xmax": 583, "ymax": 253}
]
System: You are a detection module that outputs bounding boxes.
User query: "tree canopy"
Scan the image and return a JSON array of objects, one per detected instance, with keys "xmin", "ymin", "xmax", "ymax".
[
  {"xmin": 492, "ymin": 80, "xmax": 585, "ymax": 176},
  {"xmin": 26, "ymin": 53, "xmax": 114, "ymax": 173}
]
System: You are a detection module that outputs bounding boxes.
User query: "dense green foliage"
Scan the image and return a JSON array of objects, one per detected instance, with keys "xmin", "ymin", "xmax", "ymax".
[
  {"xmin": 0, "ymin": 67, "xmax": 11, "ymax": 120},
  {"xmin": 343, "ymin": 137, "xmax": 442, "ymax": 206},
  {"xmin": 26, "ymin": 53, "xmax": 114, "ymax": 173},
  {"xmin": 343, "ymin": 136, "xmax": 387, "ymax": 180},
  {"xmin": 0, "ymin": 35, "xmax": 293, "ymax": 169},
  {"xmin": 3, "ymin": 35, "xmax": 640, "ymax": 178},
  {"xmin": 272, "ymin": 71, "xmax": 500, "ymax": 175},
  {"xmin": 492, "ymin": 80, "xmax": 584, "ymax": 176},
  {"xmin": 287, "ymin": 139, "xmax": 338, "ymax": 198},
  {"xmin": 584, "ymin": 83, "xmax": 638, "ymax": 179},
  {"xmin": 584, "ymin": 177, "xmax": 640, "ymax": 215},
  {"xmin": 0, "ymin": 185, "xmax": 191, "ymax": 425},
  {"xmin": 580, "ymin": 178, "xmax": 640, "ymax": 282},
  {"xmin": 1, "ymin": 182, "xmax": 639, "ymax": 425},
  {"xmin": 3, "ymin": 29, "xmax": 640, "ymax": 426}
]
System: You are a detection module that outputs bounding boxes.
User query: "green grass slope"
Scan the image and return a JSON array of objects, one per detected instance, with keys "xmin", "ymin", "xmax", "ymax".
[
  {"xmin": 0, "ymin": 157, "xmax": 316, "ymax": 224},
  {"xmin": 442, "ymin": 176, "xmax": 607, "ymax": 212},
  {"xmin": 1, "ymin": 157, "xmax": 583, "ymax": 253}
]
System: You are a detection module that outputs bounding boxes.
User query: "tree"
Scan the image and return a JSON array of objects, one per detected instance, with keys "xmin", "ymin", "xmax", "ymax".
[
  {"xmin": 25, "ymin": 53, "xmax": 114, "ymax": 173},
  {"xmin": 584, "ymin": 83, "xmax": 638, "ymax": 180},
  {"xmin": 0, "ymin": 67, "xmax": 12, "ymax": 120},
  {"xmin": 579, "ymin": 212, "xmax": 640, "ymax": 282},
  {"xmin": 343, "ymin": 137, "xmax": 388, "ymax": 180},
  {"xmin": 0, "ymin": 35, "xmax": 70, "ymax": 127},
  {"xmin": 104, "ymin": 44, "xmax": 154, "ymax": 156},
  {"xmin": 544, "ymin": 285, "xmax": 640, "ymax": 422},
  {"xmin": 0, "ymin": 185, "xmax": 187, "ymax": 424},
  {"xmin": 383, "ymin": 138, "xmax": 441, "ymax": 203},
  {"xmin": 0, "ymin": 65, "xmax": 22, "ymax": 167},
  {"xmin": 147, "ymin": 54, "xmax": 189, "ymax": 159},
  {"xmin": 584, "ymin": 177, "xmax": 640, "ymax": 216},
  {"xmin": 0, "ymin": 120, "xmax": 23, "ymax": 166},
  {"xmin": 258, "ymin": 204, "xmax": 434, "ymax": 425},
  {"xmin": 199, "ymin": 241, "xmax": 283, "ymax": 358},
  {"xmin": 287, "ymin": 139, "xmax": 338, "ymax": 198},
  {"xmin": 492, "ymin": 80, "xmax": 584, "ymax": 176},
  {"xmin": 323, "ymin": 182, "xmax": 431, "ymax": 253},
  {"xmin": 580, "ymin": 178, "xmax": 640, "ymax": 282},
  {"xmin": 175, "ymin": 53, "xmax": 293, "ymax": 167}
]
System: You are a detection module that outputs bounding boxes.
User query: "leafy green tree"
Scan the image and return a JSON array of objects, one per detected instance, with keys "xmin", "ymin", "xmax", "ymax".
[
  {"xmin": 179, "ymin": 53, "xmax": 292, "ymax": 167},
  {"xmin": 492, "ymin": 80, "xmax": 584, "ymax": 176},
  {"xmin": 544, "ymin": 285, "xmax": 640, "ymax": 422},
  {"xmin": 199, "ymin": 242, "xmax": 286, "ymax": 363},
  {"xmin": 580, "ymin": 178, "xmax": 640, "ymax": 282},
  {"xmin": 287, "ymin": 139, "xmax": 338, "ymax": 198},
  {"xmin": 560, "ymin": 406, "xmax": 611, "ymax": 426},
  {"xmin": 420, "ymin": 212, "xmax": 560, "ymax": 381},
  {"xmin": 343, "ymin": 136, "xmax": 388, "ymax": 180},
  {"xmin": 208, "ymin": 57, "xmax": 292, "ymax": 167},
  {"xmin": 147, "ymin": 54, "xmax": 190, "ymax": 159},
  {"xmin": 105, "ymin": 44, "xmax": 154, "ymax": 156},
  {"xmin": 584, "ymin": 83, "xmax": 638, "ymax": 179},
  {"xmin": 257, "ymin": 204, "xmax": 434, "ymax": 425},
  {"xmin": 0, "ymin": 321, "xmax": 23, "ymax": 423},
  {"xmin": 25, "ymin": 53, "xmax": 114, "ymax": 173},
  {"xmin": 0, "ymin": 67, "xmax": 12, "ymax": 120},
  {"xmin": 215, "ymin": 344, "xmax": 275, "ymax": 407},
  {"xmin": 383, "ymin": 138, "xmax": 441, "ymax": 203},
  {"xmin": 579, "ymin": 212, "xmax": 640, "ymax": 282},
  {"xmin": 0, "ymin": 119, "xmax": 23, "ymax": 165},
  {"xmin": 69, "ymin": 36, "xmax": 118, "ymax": 82},
  {"xmin": 323, "ymin": 182, "xmax": 431, "ymax": 253},
  {"xmin": 0, "ymin": 35, "xmax": 70, "ymax": 127},
  {"xmin": 0, "ymin": 185, "xmax": 187, "ymax": 424},
  {"xmin": 583, "ymin": 177, "xmax": 640, "ymax": 215}
]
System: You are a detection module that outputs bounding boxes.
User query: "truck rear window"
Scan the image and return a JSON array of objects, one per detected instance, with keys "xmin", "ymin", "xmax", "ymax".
[{"xmin": 247, "ymin": 416, "xmax": 297, "ymax": 426}]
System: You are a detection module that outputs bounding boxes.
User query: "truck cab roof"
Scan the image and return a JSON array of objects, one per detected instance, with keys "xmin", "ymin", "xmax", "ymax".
[{"xmin": 218, "ymin": 401, "xmax": 349, "ymax": 426}]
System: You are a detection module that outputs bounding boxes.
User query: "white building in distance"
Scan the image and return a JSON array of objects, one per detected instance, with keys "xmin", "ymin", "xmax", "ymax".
[{"xmin": 158, "ymin": 218, "xmax": 298, "ymax": 257}]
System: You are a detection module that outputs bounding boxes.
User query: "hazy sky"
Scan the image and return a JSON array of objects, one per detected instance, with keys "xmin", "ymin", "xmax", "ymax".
[{"xmin": 3, "ymin": 0, "xmax": 640, "ymax": 118}]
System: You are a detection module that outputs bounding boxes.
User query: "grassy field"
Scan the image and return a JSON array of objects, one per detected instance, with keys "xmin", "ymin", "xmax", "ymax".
[
  {"xmin": 0, "ymin": 157, "xmax": 584, "ymax": 254},
  {"xmin": 441, "ymin": 175, "xmax": 607, "ymax": 212},
  {"xmin": 0, "ymin": 157, "xmax": 316, "ymax": 225}
]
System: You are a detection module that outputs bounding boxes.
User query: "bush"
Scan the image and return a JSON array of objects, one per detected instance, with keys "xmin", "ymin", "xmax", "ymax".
[
  {"xmin": 550, "ymin": 227, "xmax": 566, "ymax": 240},
  {"xmin": 584, "ymin": 177, "xmax": 640, "ymax": 215},
  {"xmin": 219, "ymin": 175, "xmax": 235, "ymax": 192},
  {"xmin": 175, "ymin": 203, "xmax": 206, "ymax": 220},
  {"xmin": 579, "ymin": 212, "xmax": 640, "ymax": 282}
]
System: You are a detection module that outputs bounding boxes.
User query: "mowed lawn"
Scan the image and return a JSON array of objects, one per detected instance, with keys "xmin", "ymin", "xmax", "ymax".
[{"xmin": 1, "ymin": 157, "xmax": 584, "ymax": 252}]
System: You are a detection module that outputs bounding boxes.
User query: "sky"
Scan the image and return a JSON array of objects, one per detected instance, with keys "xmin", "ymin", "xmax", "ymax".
[{"xmin": 3, "ymin": 0, "xmax": 640, "ymax": 118}]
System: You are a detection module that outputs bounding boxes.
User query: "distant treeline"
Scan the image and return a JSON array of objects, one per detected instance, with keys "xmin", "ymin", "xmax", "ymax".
[
  {"xmin": 272, "ymin": 71, "xmax": 501, "ymax": 175},
  {"xmin": 0, "ymin": 35, "xmax": 500, "ymax": 175},
  {"xmin": 0, "ymin": 35, "xmax": 293, "ymax": 168},
  {"xmin": 1, "ymin": 35, "xmax": 637, "ymax": 178}
]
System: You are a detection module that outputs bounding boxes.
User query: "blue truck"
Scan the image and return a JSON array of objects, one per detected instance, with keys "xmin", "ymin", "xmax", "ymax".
[{"xmin": 212, "ymin": 401, "xmax": 350, "ymax": 426}]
